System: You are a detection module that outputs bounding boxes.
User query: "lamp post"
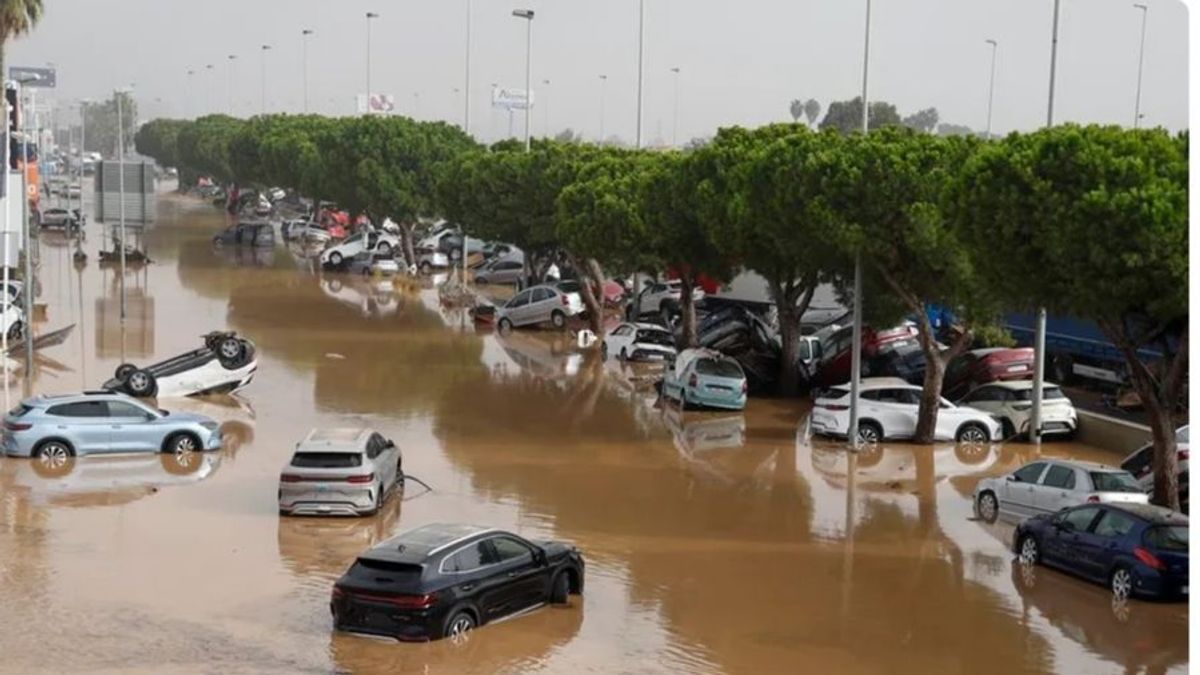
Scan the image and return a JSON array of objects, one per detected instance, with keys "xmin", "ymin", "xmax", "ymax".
[
  {"xmin": 205, "ymin": 64, "xmax": 215, "ymax": 114},
  {"xmin": 848, "ymin": 0, "xmax": 873, "ymax": 453},
  {"xmin": 984, "ymin": 39, "xmax": 998, "ymax": 138},
  {"xmin": 635, "ymin": 0, "xmax": 645, "ymax": 148},
  {"xmin": 115, "ymin": 86, "xmax": 134, "ymax": 325},
  {"xmin": 302, "ymin": 29, "xmax": 314, "ymax": 113},
  {"xmin": 512, "ymin": 9, "xmax": 534, "ymax": 152},
  {"xmin": 1133, "ymin": 3, "xmax": 1148, "ymax": 128},
  {"xmin": 464, "ymin": 0, "xmax": 473, "ymax": 133},
  {"xmin": 598, "ymin": 74, "xmax": 608, "ymax": 143},
  {"xmin": 226, "ymin": 55, "xmax": 237, "ymax": 115},
  {"xmin": 670, "ymin": 67, "xmax": 681, "ymax": 147},
  {"xmin": 186, "ymin": 69, "xmax": 196, "ymax": 118},
  {"xmin": 542, "ymin": 79, "xmax": 551, "ymax": 137},
  {"xmin": 366, "ymin": 12, "xmax": 379, "ymax": 111},
  {"xmin": 260, "ymin": 44, "xmax": 271, "ymax": 115},
  {"xmin": 4, "ymin": 73, "xmax": 42, "ymax": 377}
]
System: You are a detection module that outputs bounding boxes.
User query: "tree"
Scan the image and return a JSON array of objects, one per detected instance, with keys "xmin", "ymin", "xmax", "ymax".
[
  {"xmin": 175, "ymin": 115, "xmax": 245, "ymax": 185},
  {"xmin": 803, "ymin": 99, "xmax": 821, "ymax": 127},
  {"xmin": 789, "ymin": 99, "xmax": 804, "ymax": 123},
  {"xmin": 134, "ymin": 118, "xmax": 189, "ymax": 169},
  {"xmin": 82, "ymin": 92, "xmax": 138, "ymax": 158},
  {"xmin": 819, "ymin": 97, "xmax": 901, "ymax": 135},
  {"xmin": 952, "ymin": 125, "xmax": 1188, "ymax": 509},
  {"xmin": 0, "ymin": 0, "xmax": 42, "ymax": 84},
  {"xmin": 903, "ymin": 107, "xmax": 939, "ymax": 133},
  {"xmin": 816, "ymin": 127, "xmax": 988, "ymax": 440},
  {"xmin": 937, "ymin": 123, "xmax": 974, "ymax": 137}
]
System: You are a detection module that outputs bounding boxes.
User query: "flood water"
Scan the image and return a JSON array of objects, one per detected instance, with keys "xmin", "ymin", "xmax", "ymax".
[{"xmin": 0, "ymin": 191, "xmax": 1188, "ymax": 674}]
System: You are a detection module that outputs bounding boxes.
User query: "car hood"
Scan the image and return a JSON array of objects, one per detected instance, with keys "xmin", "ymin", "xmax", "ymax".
[
  {"xmin": 159, "ymin": 411, "xmax": 216, "ymax": 425},
  {"xmin": 537, "ymin": 540, "xmax": 581, "ymax": 561}
]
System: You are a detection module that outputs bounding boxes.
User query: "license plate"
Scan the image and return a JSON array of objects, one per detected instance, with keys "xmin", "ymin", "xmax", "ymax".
[
  {"xmin": 316, "ymin": 485, "xmax": 329, "ymax": 493},
  {"xmin": 646, "ymin": 354, "xmax": 663, "ymax": 361},
  {"xmin": 1007, "ymin": 365, "xmax": 1027, "ymax": 373}
]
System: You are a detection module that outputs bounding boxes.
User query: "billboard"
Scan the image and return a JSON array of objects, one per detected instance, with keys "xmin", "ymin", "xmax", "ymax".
[
  {"xmin": 356, "ymin": 93, "xmax": 395, "ymax": 115},
  {"xmin": 492, "ymin": 87, "xmax": 534, "ymax": 111},
  {"xmin": 8, "ymin": 66, "xmax": 56, "ymax": 88}
]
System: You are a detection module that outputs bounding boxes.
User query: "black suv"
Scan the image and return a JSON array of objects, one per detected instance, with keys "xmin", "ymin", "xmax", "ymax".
[{"xmin": 331, "ymin": 523, "xmax": 584, "ymax": 641}]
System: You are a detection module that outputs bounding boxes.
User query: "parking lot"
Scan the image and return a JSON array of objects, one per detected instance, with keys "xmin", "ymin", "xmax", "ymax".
[{"xmin": 0, "ymin": 193, "xmax": 1186, "ymax": 674}]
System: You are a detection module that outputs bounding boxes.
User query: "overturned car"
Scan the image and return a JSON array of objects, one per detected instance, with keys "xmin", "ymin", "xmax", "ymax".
[{"xmin": 103, "ymin": 332, "xmax": 257, "ymax": 398}]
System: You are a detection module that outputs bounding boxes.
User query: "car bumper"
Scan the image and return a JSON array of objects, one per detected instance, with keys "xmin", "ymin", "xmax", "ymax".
[
  {"xmin": 1131, "ymin": 567, "xmax": 1189, "ymax": 599},
  {"xmin": 686, "ymin": 389, "xmax": 747, "ymax": 411},
  {"xmin": 333, "ymin": 598, "xmax": 442, "ymax": 641},
  {"xmin": 2, "ymin": 433, "xmax": 34, "ymax": 457},
  {"xmin": 280, "ymin": 485, "xmax": 378, "ymax": 516},
  {"xmin": 809, "ymin": 412, "xmax": 845, "ymax": 437}
]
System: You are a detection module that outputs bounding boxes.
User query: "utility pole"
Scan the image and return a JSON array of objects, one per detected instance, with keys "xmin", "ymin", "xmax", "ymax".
[
  {"xmin": 848, "ymin": 0, "xmax": 872, "ymax": 453},
  {"xmin": 260, "ymin": 45, "xmax": 271, "ymax": 115},
  {"xmin": 366, "ymin": 12, "xmax": 379, "ymax": 111},
  {"xmin": 464, "ymin": 0, "xmax": 472, "ymax": 133},
  {"xmin": 984, "ymin": 39, "xmax": 998, "ymax": 138},
  {"xmin": 1133, "ymin": 3, "xmax": 1149, "ymax": 128},
  {"xmin": 302, "ymin": 30, "xmax": 314, "ymax": 114},
  {"xmin": 635, "ymin": 0, "xmax": 645, "ymax": 148}
]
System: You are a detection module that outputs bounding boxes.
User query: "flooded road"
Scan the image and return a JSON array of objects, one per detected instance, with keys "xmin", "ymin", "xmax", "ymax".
[{"xmin": 0, "ymin": 191, "xmax": 1187, "ymax": 674}]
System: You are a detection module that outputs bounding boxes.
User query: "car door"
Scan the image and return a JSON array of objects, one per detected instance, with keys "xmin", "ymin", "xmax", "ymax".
[
  {"xmin": 1120, "ymin": 446, "xmax": 1154, "ymax": 491},
  {"xmin": 870, "ymin": 388, "xmax": 918, "ymax": 439},
  {"xmin": 608, "ymin": 324, "xmax": 633, "ymax": 355},
  {"xmin": 960, "ymin": 386, "xmax": 1000, "ymax": 415},
  {"xmin": 367, "ymin": 232, "xmax": 380, "ymax": 253},
  {"xmin": 1001, "ymin": 462, "xmax": 1048, "ymax": 518},
  {"xmin": 1042, "ymin": 506, "xmax": 1102, "ymax": 571},
  {"xmin": 45, "ymin": 401, "xmax": 112, "ymax": 453},
  {"xmin": 505, "ymin": 290, "xmax": 533, "ymax": 325},
  {"xmin": 1034, "ymin": 464, "xmax": 1079, "ymax": 515},
  {"xmin": 485, "ymin": 535, "xmax": 550, "ymax": 612},
  {"xmin": 443, "ymin": 540, "xmax": 510, "ymax": 619},
  {"xmin": 369, "ymin": 433, "xmax": 398, "ymax": 489},
  {"xmin": 1081, "ymin": 507, "xmax": 1138, "ymax": 581},
  {"xmin": 528, "ymin": 287, "xmax": 556, "ymax": 324},
  {"xmin": 105, "ymin": 400, "xmax": 160, "ymax": 453}
]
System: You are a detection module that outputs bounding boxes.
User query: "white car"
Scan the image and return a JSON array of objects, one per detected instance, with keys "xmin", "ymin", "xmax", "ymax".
[
  {"xmin": 102, "ymin": 332, "xmax": 257, "ymax": 398},
  {"xmin": 629, "ymin": 279, "xmax": 706, "ymax": 320},
  {"xmin": 602, "ymin": 322, "xmax": 677, "ymax": 362},
  {"xmin": 417, "ymin": 248, "xmax": 450, "ymax": 273},
  {"xmin": 320, "ymin": 230, "xmax": 399, "ymax": 267},
  {"xmin": 973, "ymin": 459, "xmax": 1149, "ymax": 523},
  {"xmin": 957, "ymin": 380, "xmax": 1078, "ymax": 439},
  {"xmin": 1120, "ymin": 425, "xmax": 1189, "ymax": 512},
  {"xmin": 810, "ymin": 377, "xmax": 1002, "ymax": 444},
  {"xmin": 0, "ymin": 301, "xmax": 24, "ymax": 342},
  {"xmin": 278, "ymin": 428, "xmax": 403, "ymax": 516}
]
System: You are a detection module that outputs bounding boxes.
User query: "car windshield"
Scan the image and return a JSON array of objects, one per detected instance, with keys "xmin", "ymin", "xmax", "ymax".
[
  {"xmin": 695, "ymin": 358, "xmax": 743, "ymax": 378},
  {"xmin": 291, "ymin": 452, "xmax": 363, "ymax": 468},
  {"xmin": 1090, "ymin": 471, "xmax": 1143, "ymax": 493},
  {"xmin": 1144, "ymin": 526, "xmax": 1188, "ymax": 551},
  {"xmin": 637, "ymin": 329, "xmax": 674, "ymax": 346},
  {"xmin": 1011, "ymin": 386, "xmax": 1067, "ymax": 401}
]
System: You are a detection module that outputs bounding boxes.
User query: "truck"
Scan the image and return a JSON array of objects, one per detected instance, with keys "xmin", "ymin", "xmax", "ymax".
[{"xmin": 1002, "ymin": 313, "xmax": 1165, "ymax": 387}]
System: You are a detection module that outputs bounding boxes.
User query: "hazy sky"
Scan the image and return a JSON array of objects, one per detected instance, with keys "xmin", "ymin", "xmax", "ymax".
[{"xmin": 8, "ymin": 0, "xmax": 1189, "ymax": 144}]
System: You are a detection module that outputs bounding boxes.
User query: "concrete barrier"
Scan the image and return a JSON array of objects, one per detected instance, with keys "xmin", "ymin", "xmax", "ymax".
[{"xmin": 1077, "ymin": 409, "xmax": 1150, "ymax": 456}]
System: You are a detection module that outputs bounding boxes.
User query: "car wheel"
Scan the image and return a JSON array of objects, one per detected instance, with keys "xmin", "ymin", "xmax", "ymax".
[
  {"xmin": 126, "ymin": 369, "xmax": 157, "ymax": 397},
  {"xmin": 114, "ymin": 363, "xmax": 137, "ymax": 382},
  {"xmin": 161, "ymin": 446, "xmax": 204, "ymax": 476},
  {"xmin": 550, "ymin": 572, "xmax": 570, "ymax": 605},
  {"xmin": 957, "ymin": 422, "xmax": 989, "ymax": 444},
  {"xmin": 551, "ymin": 310, "xmax": 566, "ymax": 330},
  {"xmin": 1110, "ymin": 566, "xmax": 1135, "ymax": 600},
  {"xmin": 1018, "ymin": 534, "xmax": 1040, "ymax": 566},
  {"xmin": 445, "ymin": 611, "xmax": 475, "ymax": 640},
  {"xmin": 330, "ymin": 251, "xmax": 343, "ymax": 267},
  {"xmin": 976, "ymin": 491, "xmax": 999, "ymax": 523},
  {"xmin": 217, "ymin": 337, "xmax": 245, "ymax": 366},
  {"xmin": 166, "ymin": 432, "xmax": 200, "ymax": 454},
  {"xmin": 856, "ymin": 421, "xmax": 882, "ymax": 446},
  {"xmin": 498, "ymin": 317, "xmax": 513, "ymax": 335},
  {"xmin": 32, "ymin": 441, "xmax": 74, "ymax": 478}
]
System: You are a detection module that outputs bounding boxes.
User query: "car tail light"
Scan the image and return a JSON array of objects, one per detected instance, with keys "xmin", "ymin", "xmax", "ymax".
[
  {"xmin": 1133, "ymin": 546, "xmax": 1166, "ymax": 570},
  {"xmin": 347, "ymin": 473, "xmax": 375, "ymax": 484},
  {"xmin": 1086, "ymin": 495, "xmax": 1100, "ymax": 503},
  {"xmin": 688, "ymin": 373, "xmax": 698, "ymax": 388},
  {"xmin": 821, "ymin": 404, "xmax": 849, "ymax": 411},
  {"xmin": 348, "ymin": 591, "xmax": 439, "ymax": 609},
  {"xmin": 741, "ymin": 380, "xmax": 748, "ymax": 394},
  {"xmin": 280, "ymin": 474, "xmax": 304, "ymax": 483},
  {"xmin": 4, "ymin": 421, "xmax": 30, "ymax": 431},
  {"xmin": 331, "ymin": 586, "xmax": 345, "ymax": 600},
  {"xmin": 561, "ymin": 294, "xmax": 569, "ymax": 306},
  {"xmin": 1178, "ymin": 449, "xmax": 1189, "ymax": 462}
]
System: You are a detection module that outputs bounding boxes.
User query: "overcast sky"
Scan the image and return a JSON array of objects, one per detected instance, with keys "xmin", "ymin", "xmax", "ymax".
[{"xmin": 8, "ymin": 0, "xmax": 1189, "ymax": 144}]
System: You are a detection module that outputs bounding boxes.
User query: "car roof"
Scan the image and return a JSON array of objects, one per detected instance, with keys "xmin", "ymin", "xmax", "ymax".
[
  {"xmin": 982, "ymin": 380, "xmax": 1060, "ymax": 390},
  {"xmin": 1102, "ymin": 503, "xmax": 1187, "ymax": 524},
  {"xmin": 25, "ymin": 391, "xmax": 138, "ymax": 406},
  {"xmin": 857, "ymin": 377, "xmax": 919, "ymax": 390},
  {"xmin": 366, "ymin": 523, "xmax": 499, "ymax": 564},
  {"xmin": 298, "ymin": 428, "xmax": 372, "ymax": 452},
  {"xmin": 1038, "ymin": 458, "xmax": 1121, "ymax": 472}
]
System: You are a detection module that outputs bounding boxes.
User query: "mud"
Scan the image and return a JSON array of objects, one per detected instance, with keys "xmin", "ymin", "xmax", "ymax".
[{"xmin": 0, "ymin": 192, "xmax": 1187, "ymax": 674}]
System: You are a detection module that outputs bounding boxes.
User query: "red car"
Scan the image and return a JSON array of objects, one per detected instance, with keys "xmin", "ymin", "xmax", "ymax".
[
  {"xmin": 942, "ymin": 347, "xmax": 1034, "ymax": 399},
  {"xmin": 812, "ymin": 323, "xmax": 920, "ymax": 388}
]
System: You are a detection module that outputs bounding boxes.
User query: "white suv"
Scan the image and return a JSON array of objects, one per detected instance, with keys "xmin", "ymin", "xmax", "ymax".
[
  {"xmin": 277, "ymin": 428, "xmax": 403, "ymax": 516},
  {"xmin": 320, "ymin": 230, "xmax": 399, "ymax": 267},
  {"xmin": 629, "ymin": 280, "xmax": 705, "ymax": 321},
  {"xmin": 811, "ymin": 377, "xmax": 1002, "ymax": 444}
]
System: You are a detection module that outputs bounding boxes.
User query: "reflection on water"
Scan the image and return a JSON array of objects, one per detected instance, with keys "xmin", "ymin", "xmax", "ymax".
[
  {"xmin": 0, "ymin": 191, "xmax": 1185, "ymax": 674},
  {"xmin": 0, "ymin": 450, "xmax": 222, "ymax": 508}
]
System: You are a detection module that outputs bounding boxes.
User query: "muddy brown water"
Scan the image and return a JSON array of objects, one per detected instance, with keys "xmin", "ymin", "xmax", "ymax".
[{"xmin": 0, "ymin": 192, "xmax": 1187, "ymax": 674}]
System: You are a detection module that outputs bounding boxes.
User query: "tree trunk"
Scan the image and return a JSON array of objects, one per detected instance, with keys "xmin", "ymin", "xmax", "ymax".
[
  {"xmin": 769, "ymin": 277, "xmax": 817, "ymax": 397},
  {"xmin": 911, "ymin": 303, "xmax": 973, "ymax": 443},
  {"xmin": 678, "ymin": 275, "xmax": 698, "ymax": 349},
  {"xmin": 582, "ymin": 257, "xmax": 606, "ymax": 339},
  {"xmin": 399, "ymin": 222, "xmax": 416, "ymax": 269}
]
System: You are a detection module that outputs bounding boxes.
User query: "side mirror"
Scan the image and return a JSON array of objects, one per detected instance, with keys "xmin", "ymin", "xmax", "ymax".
[
  {"xmin": 386, "ymin": 440, "xmax": 396, "ymax": 449},
  {"xmin": 1055, "ymin": 519, "xmax": 1075, "ymax": 532},
  {"xmin": 534, "ymin": 547, "xmax": 549, "ymax": 567},
  {"xmin": 1007, "ymin": 474, "xmax": 1019, "ymax": 483}
]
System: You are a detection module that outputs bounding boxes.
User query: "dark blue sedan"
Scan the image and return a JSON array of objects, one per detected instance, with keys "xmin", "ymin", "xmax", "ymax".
[{"xmin": 1013, "ymin": 502, "xmax": 1188, "ymax": 600}]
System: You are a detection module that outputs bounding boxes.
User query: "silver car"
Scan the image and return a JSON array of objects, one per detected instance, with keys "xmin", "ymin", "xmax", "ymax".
[
  {"xmin": 278, "ymin": 428, "xmax": 403, "ymax": 516},
  {"xmin": 496, "ymin": 284, "xmax": 585, "ymax": 332},
  {"xmin": 473, "ymin": 258, "xmax": 525, "ymax": 285},
  {"xmin": 973, "ymin": 459, "xmax": 1149, "ymax": 523},
  {"xmin": 1, "ymin": 392, "xmax": 222, "ymax": 462}
]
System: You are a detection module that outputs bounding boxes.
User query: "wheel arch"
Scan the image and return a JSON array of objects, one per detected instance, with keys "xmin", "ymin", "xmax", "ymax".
[{"xmin": 34, "ymin": 436, "xmax": 77, "ymax": 456}]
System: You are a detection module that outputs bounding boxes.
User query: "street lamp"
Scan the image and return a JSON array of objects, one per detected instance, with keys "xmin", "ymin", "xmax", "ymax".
[
  {"xmin": 186, "ymin": 69, "xmax": 196, "ymax": 118},
  {"xmin": 670, "ymin": 67, "xmax": 681, "ymax": 147},
  {"xmin": 512, "ymin": 9, "xmax": 534, "ymax": 152},
  {"xmin": 412, "ymin": 92, "xmax": 421, "ymax": 119},
  {"xmin": 598, "ymin": 74, "xmax": 608, "ymax": 143},
  {"xmin": 984, "ymin": 39, "xmax": 998, "ymax": 138},
  {"xmin": 542, "ymin": 79, "xmax": 551, "ymax": 137},
  {"xmin": 848, "ymin": 0, "xmax": 873, "ymax": 453},
  {"xmin": 205, "ymin": 64, "xmax": 215, "ymax": 114},
  {"xmin": 5, "ymin": 72, "xmax": 41, "ymax": 376},
  {"xmin": 302, "ymin": 29, "xmax": 314, "ymax": 113},
  {"xmin": 635, "ymin": 0, "xmax": 645, "ymax": 148},
  {"xmin": 464, "ymin": 0, "xmax": 473, "ymax": 133},
  {"xmin": 226, "ymin": 54, "xmax": 237, "ymax": 115},
  {"xmin": 260, "ymin": 44, "xmax": 271, "ymax": 115},
  {"xmin": 366, "ymin": 12, "xmax": 379, "ymax": 111},
  {"xmin": 114, "ymin": 85, "xmax": 134, "ymax": 324},
  {"xmin": 1133, "ymin": 3, "xmax": 1149, "ymax": 128}
]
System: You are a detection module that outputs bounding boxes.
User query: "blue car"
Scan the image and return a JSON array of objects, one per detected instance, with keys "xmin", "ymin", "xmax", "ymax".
[
  {"xmin": 661, "ymin": 348, "xmax": 748, "ymax": 411},
  {"xmin": 1013, "ymin": 502, "xmax": 1188, "ymax": 600}
]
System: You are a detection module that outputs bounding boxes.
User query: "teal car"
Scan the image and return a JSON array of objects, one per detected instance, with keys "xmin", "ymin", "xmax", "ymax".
[{"xmin": 661, "ymin": 349, "xmax": 748, "ymax": 411}]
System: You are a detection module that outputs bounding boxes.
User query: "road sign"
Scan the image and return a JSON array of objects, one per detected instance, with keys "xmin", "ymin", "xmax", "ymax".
[
  {"xmin": 8, "ymin": 66, "xmax": 56, "ymax": 88},
  {"xmin": 492, "ymin": 87, "xmax": 534, "ymax": 111}
]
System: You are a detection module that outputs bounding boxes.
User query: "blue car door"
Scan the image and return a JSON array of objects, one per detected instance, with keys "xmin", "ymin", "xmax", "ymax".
[
  {"xmin": 1084, "ymin": 508, "xmax": 1139, "ymax": 581},
  {"xmin": 1043, "ymin": 506, "xmax": 1102, "ymax": 570}
]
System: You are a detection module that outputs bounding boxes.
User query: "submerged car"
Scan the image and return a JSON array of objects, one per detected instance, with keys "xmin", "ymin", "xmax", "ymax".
[
  {"xmin": 278, "ymin": 428, "xmax": 403, "ymax": 516},
  {"xmin": 1121, "ymin": 426, "xmax": 1189, "ymax": 513},
  {"xmin": 102, "ymin": 331, "xmax": 257, "ymax": 398},
  {"xmin": 214, "ymin": 221, "xmax": 275, "ymax": 248},
  {"xmin": 39, "ymin": 207, "xmax": 82, "ymax": 232},
  {"xmin": 346, "ymin": 251, "xmax": 401, "ymax": 277},
  {"xmin": 473, "ymin": 258, "xmax": 525, "ymax": 285},
  {"xmin": 331, "ymin": 523, "xmax": 585, "ymax": 641},
  {"xmin": 810, "ymin": 377, "xmax": 1001, "ymax": 444},
  {"xmin": 661, "ymin": 348, "xmax": 748, "ymax": 411},
  {"xmin": 321, "ymin": 229, "xmax": 398, "ymax": 267},
  {"xmin": 2, "ymin": 391, "xmax": 222, "ymax": 461},
  {"xmin": 974, "ymin": 459, "xmax": 1150, "ymax": 524},
  {"xmin": 495, "ymin": 284, "xmax": 585, "ymax": 332},
  {"xmin": 1014, "ymin": 502, "xmax": 1188, "ymax": 600},
  {"xmin": 958, "ymin": 380, "xmax": 1078, "ymax": 439},
  {"xmin": 602, "ymin": 322, "xmax": 677, "ymax": 362}
]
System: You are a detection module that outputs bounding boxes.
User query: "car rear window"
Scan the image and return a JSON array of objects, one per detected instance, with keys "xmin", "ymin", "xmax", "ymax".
[
  {"xmin": 7, "ymin": 403, "xmax": 31, "ymax": 417},
  {"xmin": 1143, "ymin": 526, "xmax": 1189, "ymax": 551},
  {"xmin": 823, "ymin": 387, "xmax": 850, "ymax": 400},
  {"xmin": 1090, "ymin": 471, "xmax": 1143, "ymax": 493},
  {"xmin": 637, "ymin": 329, "xmax": 674, "ymax": 346},
  {"xmin": 291, "ymin": 452, "xmax": 363, "ymax": 468},
  {"xmin": 695, "ymin": 358, "xmax": 743, "ymax": 378},
  {"xmin": 347, "ymin": 558, "xmax": 424, "ymax": 582}
]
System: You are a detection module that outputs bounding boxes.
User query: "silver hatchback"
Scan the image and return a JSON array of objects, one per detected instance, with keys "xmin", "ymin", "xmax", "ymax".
[
  {"xmin": 278, "ymin": 428, "xmax": 403, "ymax": 516},
  {"xmin": 973, "ymin": 459, "xmax": 1149, "ymax": 523},
  {"xmin": 496, "ymin": 284, "xmax": 585, "ymax": 331}
]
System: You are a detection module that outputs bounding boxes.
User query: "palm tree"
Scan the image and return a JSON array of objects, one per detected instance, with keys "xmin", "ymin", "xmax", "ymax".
[{"xmin": 0, "ymin": 0, "xmax": 44, "ymax": 79}]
